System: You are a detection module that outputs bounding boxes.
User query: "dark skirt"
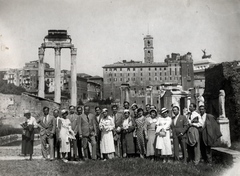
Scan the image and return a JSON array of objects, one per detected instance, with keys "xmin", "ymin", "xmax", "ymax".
[
  {"xmin": 22, "ymin": 133, "xmax": 34, "ymax": 155},
  {"xmin": 122, "ymin": 132, "xmax": 135, "ymax": 154}
]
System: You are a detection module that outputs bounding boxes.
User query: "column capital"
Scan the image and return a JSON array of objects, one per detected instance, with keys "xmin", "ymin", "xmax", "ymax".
[
  {"xmin": 55, "ymin": 47, "xmax": 61, "ymax": 55},
  {"xmin": 38, "ymin": 47, "xmax": 45, "ymax": 55},
  {"xmin": 71, "ymin": 48, "xmax": 77, "ymax": 55}
]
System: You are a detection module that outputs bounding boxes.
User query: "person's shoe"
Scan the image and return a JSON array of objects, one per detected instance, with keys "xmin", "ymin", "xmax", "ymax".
[
  {"xmin": 163, "ymin": 159, "xmax": 166, "ymax": 163},
  {"xmin": 123, "ymin": 153, "xmax": 127, "ymax": 158},
  {"xmin": 140, "ymin": 154, "xmax": 144, "ymax": 159}
]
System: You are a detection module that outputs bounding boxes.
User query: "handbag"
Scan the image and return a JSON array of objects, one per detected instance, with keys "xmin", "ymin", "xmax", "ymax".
[{"xmin": 159, "ymin": 129, "xmax": 166, "ymax": 137}]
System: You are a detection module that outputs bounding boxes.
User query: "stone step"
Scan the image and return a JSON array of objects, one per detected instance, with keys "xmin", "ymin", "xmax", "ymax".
[{"xmin": 212, "ymin": 147, "xmax": 240, "ymax": 164}]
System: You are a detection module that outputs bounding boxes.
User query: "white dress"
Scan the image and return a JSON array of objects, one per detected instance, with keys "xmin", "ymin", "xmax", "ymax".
[
  {"xmin": 155, "ymin": 117, "xmax": 172, "ymax": 155},
  {"xmin": 59, "ymin": 118, "xmax": 72, "ymax": 153},
  {"xmin": 99, "ymin": 116, "xmax": 115, "ymax": 154}
]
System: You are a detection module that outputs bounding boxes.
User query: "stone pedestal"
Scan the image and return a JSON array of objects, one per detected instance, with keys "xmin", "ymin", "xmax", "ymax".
[
  {"xmin": 120, "ymin": 84, "xmax": 130, "ymax": 105},
  {"xmin": 217, "ymin": 118, "xmax": 231, "ymax": 147}
]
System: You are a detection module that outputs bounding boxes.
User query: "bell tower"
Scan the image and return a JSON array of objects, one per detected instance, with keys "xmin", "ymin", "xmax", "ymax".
[{"xmin": 144, "ymin": 35, "xmax": 154, "ymax": 63}]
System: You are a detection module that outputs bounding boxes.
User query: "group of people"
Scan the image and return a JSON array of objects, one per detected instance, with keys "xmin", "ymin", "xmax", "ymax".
[{"xmin": 21, "ymin": 101, "xmax": 222, "ymax": 165}]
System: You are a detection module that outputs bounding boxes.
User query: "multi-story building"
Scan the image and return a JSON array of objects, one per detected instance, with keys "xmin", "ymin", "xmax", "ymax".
[
  {"xmin": 102, "ymin": 35, "xmax": 194, "ymax": 106},
  {"xmin": 3, "ymin": 69, "xmax": 22, "ymax": 86}
]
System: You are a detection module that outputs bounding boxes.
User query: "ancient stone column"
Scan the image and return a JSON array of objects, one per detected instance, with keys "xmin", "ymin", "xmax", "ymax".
[
  {"xmin": 54, "ymin": 47, "xmax": 61, "ymax": 103},
  {"xmin": 70, "ymin": 48, "xmax": 77, "ymax": 106},
  {"xmin": 126, "ymin": 87, "xmax": 130, "ymax": 103},
  {"xmin": 187, "ymin": 96, "xmax": 191, "ymax": 111},
  {"xmin": 150, "ymin": 90, "xmax": 153, "ymax": 105},
  {"xmin": 38, "ymin": 47, "xmax": 45, "ymax": 98}
]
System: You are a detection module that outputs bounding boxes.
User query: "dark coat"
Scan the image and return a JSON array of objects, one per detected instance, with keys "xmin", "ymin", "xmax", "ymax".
[
  {"xmin": 79, "ymin": 113, "xmax": 96, "ymax": 137},
  {"xmin": 202, "ymin": 114, "xmax": 222, "ymax": 146},
  {"xmin": 172, "ymin": 115, "xmax": 189, "ymax": 139}
]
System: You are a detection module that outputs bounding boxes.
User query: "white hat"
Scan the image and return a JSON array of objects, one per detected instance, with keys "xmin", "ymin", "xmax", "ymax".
[
  {"xmin": 61, "ymin": 109, "xmax": 67, "ymax": 114},
  {"xmin": 102, "ymin": 108, "xmax": 108, "ymax": 112},
  {"xmin": 161, "ymin": 108, "xmax": 169, "ymax": 114},
  {"xmin": 124, "ymin": 109, "xmax": 130, "ymax": 114}
]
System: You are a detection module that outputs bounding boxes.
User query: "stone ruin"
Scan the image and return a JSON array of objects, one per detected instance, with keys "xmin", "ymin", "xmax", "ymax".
[{"xmin": 204, "ymin": 61, "xmax": 240, "ymax": 143}]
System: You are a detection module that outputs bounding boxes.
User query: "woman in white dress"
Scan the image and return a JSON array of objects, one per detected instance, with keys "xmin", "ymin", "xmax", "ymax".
[
  {"xmin": 155, "ymin": 108, "xmax": 172, "ymax": 163},
  {"xmin": 59, "ymin": 109, "xmax": 75, "ymax": 161},
  {"xmin": 99, "ymin": 108, "xmax": 115, "ymax": 161}
]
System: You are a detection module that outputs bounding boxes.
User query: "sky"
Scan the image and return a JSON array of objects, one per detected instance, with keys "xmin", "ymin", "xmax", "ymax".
[{"xmin": 0, "ymin": 0, "xmax": 240, "ymax": 77}]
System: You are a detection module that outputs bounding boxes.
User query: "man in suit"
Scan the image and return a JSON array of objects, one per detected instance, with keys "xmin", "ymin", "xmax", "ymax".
[
  {"xmin": 94, "ymin": 106, "xmax": 102, "ymax": 159},
  {"xmin": 37, "ymin": 106, "xmax": 56, "ymax": 161},
  {"xmin": 199, "ymin": 105, "xmax": 222, "ymax": 165},
  {"xmin": 53, "ymin": 109, "xmax": 61, "ymax": 159},
  {"xmin": 187, "ymin": 103, "xmax": 203, "ymax": 165},
  {"xmin": 79, "ymin": 105, "xmax": 97, "ymax": 160},
  {"xmin": 112, "ymin": 105, "xmax": 123, "ymax": 158},
  {"xmin": 67, "ymin": 105, "xmax": 79, "ymax": 161},
  {"xmin": 172, "ymin": 105, "xmax": 188, "ymax": 163},
  {"xmin": 76, "ymin": 106, "xmax": 83, "ymax": 160}
]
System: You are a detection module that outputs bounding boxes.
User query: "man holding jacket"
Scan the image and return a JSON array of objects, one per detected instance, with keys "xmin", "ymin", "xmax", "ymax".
[{"xmin": 199, "ymin": 105, "xmax": 222, "ymax": 165}]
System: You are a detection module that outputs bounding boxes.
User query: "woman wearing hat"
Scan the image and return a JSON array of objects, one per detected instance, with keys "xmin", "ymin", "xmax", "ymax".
[
  {"xmin": 59, "ymin": 109, "xmax": 75, "ymax": 161},
  {"xmin": 155, "ymin": 108, "xmax": 172, "ymax": 163},
  {"xmin": 21, "ymin": 110, "xmax": 38, "ymax": 160},
  {"xmin": 121, "ymin": 109, "xmax": 136, "ymax": 157},
  {"xmin": 135, "ymin": 108, "xmax": 146, "ymax": 158},
  {"xmin": 145, "ymin": 108, "xmax": 159, "ymax": 160},
  {"xmin": 99, "ymin": 108, "xmax": 115, "ymax": 160}
]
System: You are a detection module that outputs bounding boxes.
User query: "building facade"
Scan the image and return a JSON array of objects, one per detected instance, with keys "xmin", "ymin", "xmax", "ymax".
[{"xmin": 102, "ymin": 35, "xmax": 194, "ymax": 107}]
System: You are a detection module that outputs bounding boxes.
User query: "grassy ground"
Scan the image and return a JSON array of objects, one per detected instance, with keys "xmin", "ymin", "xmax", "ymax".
[{"xmin": 0, "ymin": 158, "xmax": 228, "ymax": 176}]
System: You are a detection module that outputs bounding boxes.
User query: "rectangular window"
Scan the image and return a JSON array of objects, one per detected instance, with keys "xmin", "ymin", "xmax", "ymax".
[
  {"xmin": 114, "ymin": 73, "xmax": 116, "ymax": 76},
  {"xmin": 175, "ymin": 68, "xmax": 177, "ymax": 75},
  {"xmin": 114, "ymin": 68, "xmax": 117, "ymax": 71},
  {"xmin": 149, "ymin": 77, "xmax": 151, "ymax": 81},
  {"xmin": 149, "ymin": 73, "xmax": 151, "ymax": 76},
  {"xmin": 128, "ymin": 73, "xmax": 130, "ymax": 76},
  {"xmin": 164, "ymin": 68, "xmax": 166, "ymax": 70},
  {"xmin": 160, "ymin": 72, "xmax": 161, "ymax": 76},
  {"xmin": 140, "ymin": 68, "xmax": 143, "ymax": 71},
  {"xmin": 165, "ymin": 72, "xmax": 167, "ymax": 76},
  {"xmin": 141, "ymin": 73, "xmax": 143, "ymax": 76},
  {"xmin": 110, "ymin": 68, "xmax": 112, "ymax": 71},
  {"xmin": 127, "ymin": 68, "xmax": 130, "ymax": 71},
  {"xmin": 155, "ymin": 68, "xmax": 157, "ymax": 71},
  {"xmin": 155, "ymin": 72, "xmax": 157, "ymax": 76},
  {"xmin": 133, "ymin": 73, "xmax": 135, "ymax": 76},
  {"xmin": 120, "ymin": 78, "xmax": 122, "ymax": 81},
  {"xmin": 105, "ymin": 68, "xmax": 108, "ymax": 71},
  {"xmin": 155, "ymin": 77, "xmax": 157, "ymax": 80},
  {"xmin": 133, "ymin": 68, "xmax": 135, "ymax": 71},
  {"xmin": 149, "ymin": 68, "xmax": 151, "ymax": 71},
  {"xmin": 120, "ymin": 73, "xmax": 122, "ymax": 76},
  {"xmin": 120, "ymin": 68, "xmax": 122, "ymax": 71},
  {"xmin": 141, "ymin": 78, "xmax": 143, "ymax": 81},
  {"xmin": 170, "ymin": 68, "xmax": 172, "ymax": 75},
  {"xmin": 109, "ymin": 78, "xmax": 111, "ymax": 82}
]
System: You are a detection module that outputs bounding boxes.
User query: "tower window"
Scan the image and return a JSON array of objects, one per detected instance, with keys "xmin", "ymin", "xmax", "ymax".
[
  {"xmin": 149, "ymin": 77, "xmax": 151, "ymax": 81},
  {"xmin": 155, "ymin": 73, "xmax": 157, "ymax": 76},
  {"xmin": 155, "ymin": 77, "xmax": 157, "ymax": 80},
  {"xmin": 147, "ymin": 40, "xmax": 150, "ymax": 46}
]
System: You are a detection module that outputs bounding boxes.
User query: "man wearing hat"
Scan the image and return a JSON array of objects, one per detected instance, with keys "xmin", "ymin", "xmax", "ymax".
[
  {"xmin": 171, "ymin": 105, "xmax": 188, "ymax": 163},
  {"xmin": 37, "ymin": 107, "xmax": 56, "ymax": 161}
]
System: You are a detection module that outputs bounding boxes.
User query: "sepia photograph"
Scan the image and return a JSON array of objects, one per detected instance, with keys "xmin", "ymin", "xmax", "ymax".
[{"xmin": 0, "ymin": 0, "xmax": 240, "ymax": 175}]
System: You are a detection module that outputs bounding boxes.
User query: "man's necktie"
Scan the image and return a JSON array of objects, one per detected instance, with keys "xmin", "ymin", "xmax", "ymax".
[{"xmin": 87, "ymin": 115, "xmax": 89, "ymax": 123}]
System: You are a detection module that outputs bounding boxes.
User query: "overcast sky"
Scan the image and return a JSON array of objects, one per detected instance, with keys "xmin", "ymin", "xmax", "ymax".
[{"xmin": 0, "ymin": 0, "xmax": 239, "ymax": 76}]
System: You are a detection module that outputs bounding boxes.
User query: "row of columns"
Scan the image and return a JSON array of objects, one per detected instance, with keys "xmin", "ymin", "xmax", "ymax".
[{"xmin": 38, "ymin": 47, "xmax": 77, "ymax": 106}]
